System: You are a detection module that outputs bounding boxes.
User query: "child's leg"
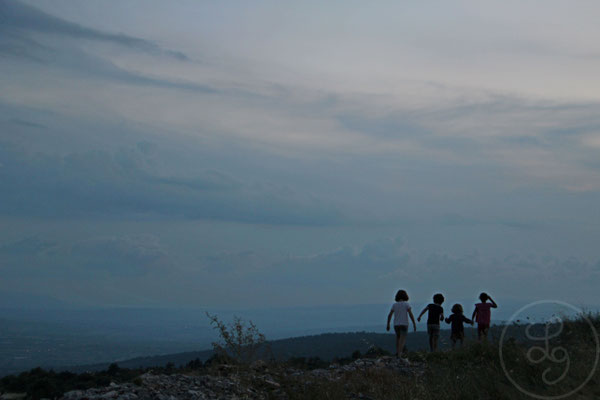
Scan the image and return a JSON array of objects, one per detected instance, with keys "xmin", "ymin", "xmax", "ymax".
[
  {"xmin": 428, "ymin": 334, "xmax": 434, "ymax": 352},
  {"xmin": 394, "ymin": 326, "xmax": 408, "ymax": 356},
  {"xmin": 427, "ymin": 325, "xmax": 438, "ymax": 352},
  {"xmin": 481, "ymin": 324, "xmax": 489, "ymax": 341},
  {"xmin": 432, "ymin": 326, "xmax": 440, "ymax": 351},
  {"xmin": 398, "ymin": 334, "xmax": 407, "ymax": 355},
  {"xmin": 451, "ymin": 332, "xmax": 458, "ymax": 349}
]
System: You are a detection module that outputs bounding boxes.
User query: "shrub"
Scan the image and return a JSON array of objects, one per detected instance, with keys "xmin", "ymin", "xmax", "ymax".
[
  {"xmin": 206, "ymin": 313, "xmax": 267, "ymax": 365},
  {"xmin": 186, "ymin": 358, "xmax": 203, "ymax": 370},
  {"xmin": 107, "ymin": 363, "xmax": 120, "ymax": 376}
]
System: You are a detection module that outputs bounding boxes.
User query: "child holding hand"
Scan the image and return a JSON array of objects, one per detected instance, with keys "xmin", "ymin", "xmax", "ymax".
[
  {"xmin": 445, "ymin": 304, "xmax": 473, "ymax": 348},
  {"xmin": 417, "ymin": 293, "xmax": 445, "ymax": 352}
]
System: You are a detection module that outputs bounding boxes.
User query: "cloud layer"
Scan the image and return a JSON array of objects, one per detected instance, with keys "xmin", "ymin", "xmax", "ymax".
[{"xmin": 1, "ymin": 1, "xmax": 600, "ymax": 308}]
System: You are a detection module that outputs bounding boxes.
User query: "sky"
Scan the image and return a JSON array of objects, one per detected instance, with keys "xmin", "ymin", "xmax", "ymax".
[{"xmin": 1, "ymin": 0, "xmax": 600, "ymax": 310}]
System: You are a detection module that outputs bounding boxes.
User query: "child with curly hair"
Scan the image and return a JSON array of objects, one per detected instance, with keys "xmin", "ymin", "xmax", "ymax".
[{"xmin": 445, "ymin": 304, "xmax": 473, "ymax": 348}]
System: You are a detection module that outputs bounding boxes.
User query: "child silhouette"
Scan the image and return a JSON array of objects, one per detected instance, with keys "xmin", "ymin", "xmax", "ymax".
[
  {"xmin": 445, "ymin": 304, "xmax": 473, "ymax": 348},
  {"xmin": 472, "ymin": 292, "xmax": 497, "ymax": 341},
  {"xmin": 386, "ymin": 289, "xmax": 417, "ymax": 358},
  {"xmin": 417, "ymin": 293, "xmax": 445, "ymax": 352}
]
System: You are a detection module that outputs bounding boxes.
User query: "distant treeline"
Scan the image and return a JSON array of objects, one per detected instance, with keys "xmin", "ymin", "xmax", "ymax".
[{"xmin": 2, "ymin": 319, "xmax": 597, "ymax": 399}]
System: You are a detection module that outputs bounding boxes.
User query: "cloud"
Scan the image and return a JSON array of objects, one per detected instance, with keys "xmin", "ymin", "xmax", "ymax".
[
  {"xmin": 1, "ymin": 0, "xmax": 600, "ymax": 310},
  {"xmin": 250, "ymin": 237, "xmax": 412, "ymax": 288},
  {"xmin": 0, "ymin": 0, "xmax": 188, "ymax": 60},
  {"xmin": 0, "ymin": 233, "xmax": 168, "ymax": 279},
  {"xmin": 0, "ymin": 236, "xmax": 56, "ymax": 256},
  {"xmin": 3, "ymin": 0, "xmax": 600, "ymax": 197},
  {"xmin": 0, "ymin": 138, "xmax": 343, "ymax": 225},
  {"xmin": 201, "ymin": 250, "xmax": 279, "ymax": 277},
  {"xmin": 336, "ymin": 113, "xmax": 430, "ymax": 140},
  {"xmin": 0, "ymin": 236, "xmax": 61, "ymax": 279},
  {"xmin": 44, "ymin": 47, "xmax": 214, "ymax": 92},
  {"xmin": 193, "ymin": 236, "xmax": 600, "ymax": 302},
  {"xmin": 0, "ymin": 0, "xmax": 225, "ymax": 94},
  {"xmin": 70, "ymin": 235, "xmax": 167, "ymax": 277},
  {"xmin": 0, "ymin": 27, "xmax": 214, "ymax": 93}
]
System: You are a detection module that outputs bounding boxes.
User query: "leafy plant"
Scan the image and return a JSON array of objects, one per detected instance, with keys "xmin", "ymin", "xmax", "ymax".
[{"xmin": 206, "ymin": 313, "xmax": 267, "ymax": 364}]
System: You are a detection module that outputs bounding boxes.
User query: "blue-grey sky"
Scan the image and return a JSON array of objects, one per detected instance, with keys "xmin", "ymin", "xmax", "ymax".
[{"xmin": 1, "ymin": 0, "xmax": 600, "ymax": 309}]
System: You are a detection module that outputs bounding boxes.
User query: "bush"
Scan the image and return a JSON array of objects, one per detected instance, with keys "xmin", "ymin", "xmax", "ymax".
[
  {"xmin": 107, "ymin": 363, "xmax": 120, "ymax": 376},
  {"xmin": 186, "ymin": 358, "xmax": 203, "ymax": 370},
  {"xmin": 206, "ymin": 313, "xmax": 267, "ymax": 364}
]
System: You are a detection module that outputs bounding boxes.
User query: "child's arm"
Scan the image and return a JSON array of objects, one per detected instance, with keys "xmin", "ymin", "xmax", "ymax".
[
  {"xmin": 472, "ymin": 307, "xmax": 478, "ymax": 321},
  {"xmin": 488, "ymin": 296, "xmax": 498, "ymax": 308},
  {"xmin": 417, "ymin": 306, "xmax": 428, "ymax": 322},
  {"xmin": 440, "ymin": 311, "xmax": 444, "ymax": 322},
  {"xmin": 463, "ymin": 315, "xmax": 474, "ymax": 325},
  {"xmin": 444, "ymin": 315, "xmax": 452, "ymax": 324},
  {"xmin": 386, "ymin": 310, "xmax": 393, "ymax": 331},
  {"xmin": 408, "ymin": 309, "xmax": 417, "ymax": 332}
]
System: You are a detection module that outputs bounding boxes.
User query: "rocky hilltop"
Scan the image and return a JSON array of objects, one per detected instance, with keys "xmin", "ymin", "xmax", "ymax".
[{"xmin": 60, "ymin": 357, "xmax": 423, "ymax": 400}]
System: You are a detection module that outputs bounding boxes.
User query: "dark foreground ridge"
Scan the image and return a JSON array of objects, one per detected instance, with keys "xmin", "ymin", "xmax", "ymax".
[
  {"xmin": 60, "ymin": 357, "xmax": 421, "ymax": 400},
  {"xmin": 2, "ymin": 315, "xmax": 599, "ymax": 399}
]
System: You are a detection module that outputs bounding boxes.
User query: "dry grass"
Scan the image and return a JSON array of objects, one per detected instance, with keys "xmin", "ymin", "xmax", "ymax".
[{"xmin": 277, "ymin": 314, "xmax": 600, "ymax": 399}]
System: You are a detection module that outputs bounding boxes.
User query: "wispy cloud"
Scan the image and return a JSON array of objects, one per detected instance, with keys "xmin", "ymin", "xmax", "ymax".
[
  {"xmin": 0, "ymin": 137, "xmax": 343, "ymax": 225},
  {"xmin": 0, "ymin": 0, "xmax": 188, "ymax": 60}
]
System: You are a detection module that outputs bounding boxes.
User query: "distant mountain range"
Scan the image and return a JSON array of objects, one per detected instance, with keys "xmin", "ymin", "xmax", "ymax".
[
  {"xmin": 59, "ymin": 328, "xmax": 486, "ymax": 374},
  {"xmin": 1, "ymin": 301, "xmax": 587, "ymax": 376}
]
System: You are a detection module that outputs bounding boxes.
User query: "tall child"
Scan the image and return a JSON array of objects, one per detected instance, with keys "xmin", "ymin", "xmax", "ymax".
[
  {"xmin": 417, "ymin": 293, "xmax": 445, "ymax": 352},
  {"xmin": 472, "ymin": 292, "xmax": 497, "ymax": 341},
  {"xmin": 386, "ymin": 289, "xmax": 417, "ymax": 357}
]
